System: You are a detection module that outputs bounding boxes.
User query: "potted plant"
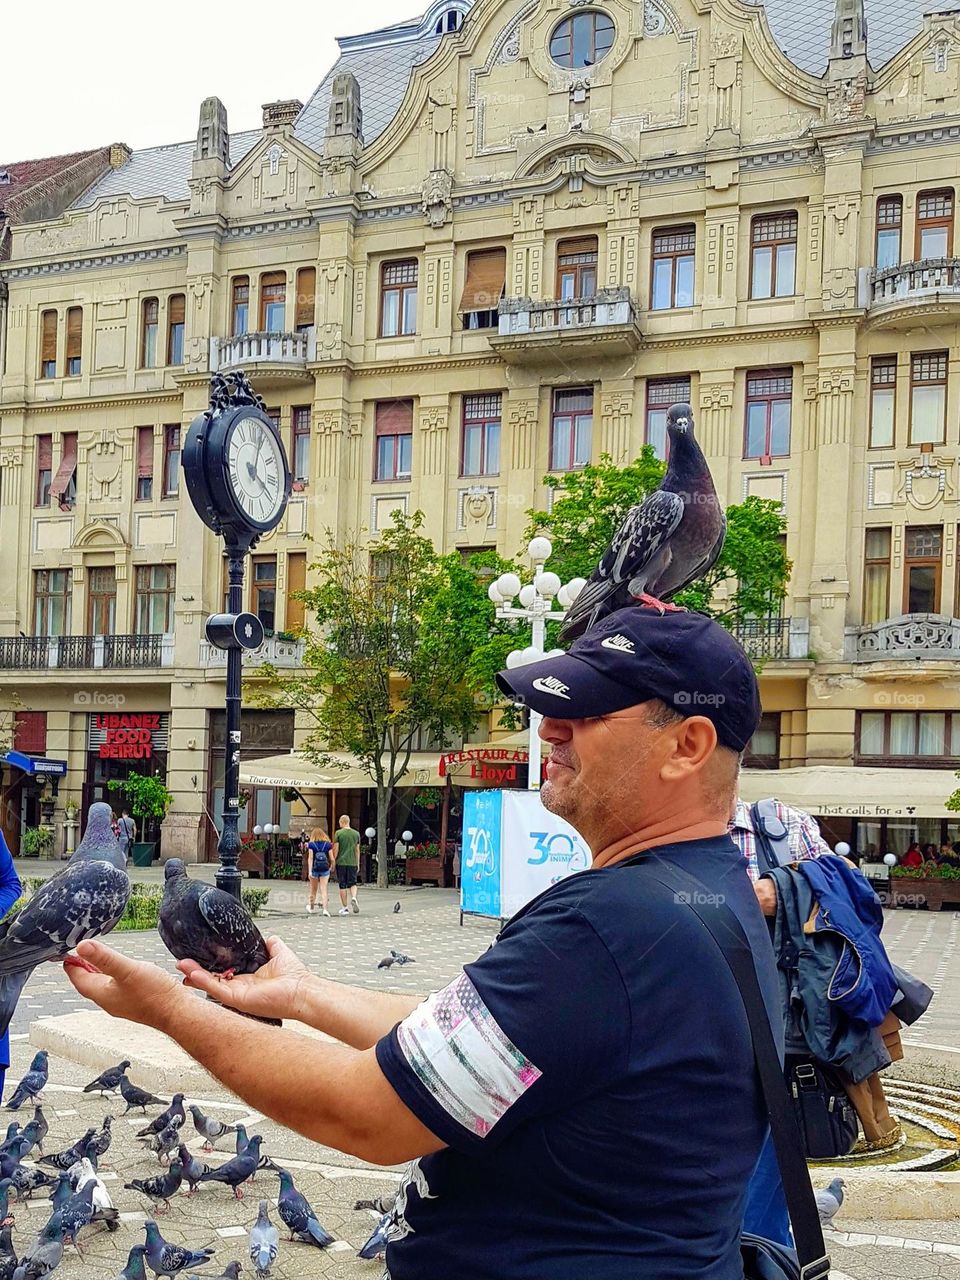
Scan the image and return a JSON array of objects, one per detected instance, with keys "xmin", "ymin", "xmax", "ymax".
[
  {"xmin": 414, "ymin": 787, "xmax": 442, "ymax": 811},
  {"xmin": 108, "ymin": 773, "xmax": 173, "ymax": 866},
  {"xmin": 405, "ymin": 840, "xmax": 449, "ymax": 887},
  {"xmin": 20, "ymin": 826, "xmax": 54, "ymax": 859},
  {"xmin": 890, "ymin": 862, "xmax": 960, "ymax": 911}
]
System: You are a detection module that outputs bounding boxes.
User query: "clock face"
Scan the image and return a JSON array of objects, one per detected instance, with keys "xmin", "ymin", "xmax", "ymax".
[{"xmin": 226, "ymin": 415, "xmax": 286, "ymax": 527}]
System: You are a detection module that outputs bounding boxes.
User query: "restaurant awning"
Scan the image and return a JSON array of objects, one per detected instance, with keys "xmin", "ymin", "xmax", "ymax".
[
  {"xmin": 0, "ymin": 752, "xmax": 68, "ymax": 778},
  {"xmin": 239, "ymin": 751, "xmax": 444, "ymax": 791},
  {"xmin": 739, "ymin": 766, "xmax": 959, "ymax": 820}
]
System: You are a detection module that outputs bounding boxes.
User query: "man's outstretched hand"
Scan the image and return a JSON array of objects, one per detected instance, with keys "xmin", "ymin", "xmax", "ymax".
[
  {"xmin": 178, "ymin": 937, "xmax": 313, "ymax": 1023},
  {"xmin": 64, "ymin": 940, "xmax": 184, "ymax": 1030}
]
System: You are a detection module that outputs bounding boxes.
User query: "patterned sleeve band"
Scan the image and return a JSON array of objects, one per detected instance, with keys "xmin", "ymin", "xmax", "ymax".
[{"xmin": 395, "ymin": 972, "xmax": 542, "ymax": 1139}]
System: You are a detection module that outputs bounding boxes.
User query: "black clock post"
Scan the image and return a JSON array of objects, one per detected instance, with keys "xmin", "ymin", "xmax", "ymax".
[{"xmin": 183, "ymin": 372, "xmax": 292, "ymax": 897}]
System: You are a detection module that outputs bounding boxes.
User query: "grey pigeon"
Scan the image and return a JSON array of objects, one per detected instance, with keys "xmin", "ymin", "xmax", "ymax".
[
  {"xmin": 393, "ymin": 902, "xmax": 401, "ymax": 913},
  {"xmin": 138, "ymin": 1122, "xmax": 182, "ymax": 1166},
  {"xmin": 30, "ymin": 1109, "xmax": 47, "ymax": 1155},
  {"xmin": 188, "ymin": 1105, "xmax": 236, "ymax": 1152},
  {"xmin": 71, "ymin": 1157, "xmax": 115, "ymax": 1219},
  {"xmin": 3, "ymin": 1157, "xmax": 56, "ymax": 1200},
  {"xmin": 248, "ymin": 1199, "xmax": 279, "ymax": 1277},
  {"xmin": 0, "ymin": 804, "xmax": 131, "ymax": 1039},
  {"xmin": 113, "ymin": 1245, "xmax": 148, "ymax": 1280},
  {"xmin": 559, "ymin": 403, "xmax": 725, "ymax": 640},
  {"xmin": 125, "ymin": 1161, "xmax": 183, "ymax": 1213},
  {"xmin": 89, "ymin": 1115, "xmax": 112, "ymax": 1160},
  {"xmin": 357, "ymin": 1209, "xmax": 391, "ymax": 1261},
  {"xmin": 9, "ymin": 1118, "xmax": 42, "ymax": 1162},
  {"xmin": 187, "ymin": 1268, "xmax": 240, "ymax": 1280},
  {"xmin": 137, "ymin": 1095, "xmax": 185, "ymax": 1139},
  {"xmin": 175, "ymin": 1145, "xmax": 211, "ymax": 1195},
  {"xmin": 143, "ymin": 1218, "xmax": 214, "ymax": 1277},
  {"xmin": 45, "ymin": 1180, "xmax": 98, "ymax": 1246},
  {"xmin": 39, "ymin": 1129, "xmax": 95, "ymax": 1172},
  {"xmin": 0, "ymin": 1127, "xmax": 17, "ymax": 1146},
  {"xmin": 0, "ymin": 1179, "xmax": 14, "ymax": 1226},
  {"xmin": 6, "ymin": 1054, "xmax": 48, "ymax": 1111},
  {"xmin": 0, "ymin": 1130, "xmax": 19, "ymax": 1157},
  {"xmin": 83, "ymin": 1061, "xmax": 131, "ymax": 1096},
  {"xmin": 120, "ymin": 1075, "xmax": 166, "ymax": 1115},
  {"xmin": 0, "ymin": 1223, "xmax": 16, "ymax": 1280},
  {"xmin": 378, "ymin": 949, "xmax": 415, "ymax": 970},
  {"xmin": 234, "ymin": 1125, "xmax": 250, "ymax": 1156},
  {"xmin": 274, "ymin": 1167, "xmax": 333, "ymax": 1247},
  {"xmin": 354, "ymin": 1193, "xmax": 396, "ymax": 1214},
  {"xmin": 198, "ymin": 1137, "xmax": 262, "ymax": 1199},
  {"xmin": 815, "ymin": 1177, "xmax": 845, "ymax": 1227},
  {"xmin": 49, "ymin": 1176, "xmax": 71, "ymax": 1215},
  {"xmin": 12, "ymin": 1213, "xmax": 64, "ymax": 1280}
]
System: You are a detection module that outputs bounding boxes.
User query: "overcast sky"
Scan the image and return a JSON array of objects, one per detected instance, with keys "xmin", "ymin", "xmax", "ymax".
[{"xmin": 3, "ymin": 0, "xmax": 410, "ymax": 161}]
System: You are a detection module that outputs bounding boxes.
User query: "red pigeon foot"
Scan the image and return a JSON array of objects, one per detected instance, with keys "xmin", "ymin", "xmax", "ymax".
[
  {"xmin": 633, "ymin": 593, "xmax": 685, "ymax": 615},
  {"xmin": 62, "ymin": 954, "xmax": 99, "ymax": 975}
]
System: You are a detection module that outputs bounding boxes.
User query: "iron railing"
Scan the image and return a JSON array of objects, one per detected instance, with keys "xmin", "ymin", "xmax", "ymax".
[
  {"xmin": 0, "ymin": 636, "xmax": 49, "ymax": 669},
  {"xmin": 734, "ymin": 617, "xmax": 791, "ymax": 661},
  {"xmin": 102, "ymin": 633, "xmax": 164, "ymax": 668}
]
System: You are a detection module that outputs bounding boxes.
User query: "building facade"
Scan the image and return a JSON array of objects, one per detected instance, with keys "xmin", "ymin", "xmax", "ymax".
[{"xmin": 2, "ymin": 0, "xmax": 960, "ymax": 859}]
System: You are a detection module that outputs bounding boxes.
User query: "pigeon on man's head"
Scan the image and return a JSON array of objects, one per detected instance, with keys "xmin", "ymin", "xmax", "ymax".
[
  {"xmin": 559, "ymin": 403, "xmax": 725, "ymax": 640},
  {"xmin": 137, "ymin": 1095, "xmax": 184, "ymax": 1140},
  {"xmin": 119, "ymin": 1075, "xmax": 166, "ymax": 1115},
  {"xmin": 274, "ymin": 1167, "xmax": 333, "ymax": 1247},
  {"xmin": 188, "ymin": 1105, "xmax": 236, "ymax": 1152},
  {"xmin": 0, "ymin": 1222, "xmax": 16, "ymax": 1280},
  {"xmin": 143, "ymin": 1219, "xmax": 214, "ymax": 1278},
  {"xmin": 125, "ymin": 1162, "xmax": 183, "ymax": 1214},
  {"xmin": 0, "ymin": 804, "xmax": 130, "ymax": 1040},
  {"xmin": 82, "ymin": 1061, "xmax": 130, "ymax": 1096},
  {"xmin": 158, "ymin": 861, "xmax": 278, "ymax": 1023},
  {"xmin": 248, "ymin": 1199, "xmax": 279, "ymax": 1277},
  {"xmin": 113, "ymin": 1244, "xmax": 148, "ymax": 1280},
  {"xmin": 6, "ymin": 1054, "xmax": 48, "ymax": 1111},
  {"xmin": 815, "ymin": 1177, "xmax": 845, "ymax": 1227}
]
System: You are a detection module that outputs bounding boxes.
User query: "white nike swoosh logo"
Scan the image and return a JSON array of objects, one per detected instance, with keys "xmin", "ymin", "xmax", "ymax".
[{"xmin": 531, "ymin": 679, "xmax": 571, "ymax": 699}]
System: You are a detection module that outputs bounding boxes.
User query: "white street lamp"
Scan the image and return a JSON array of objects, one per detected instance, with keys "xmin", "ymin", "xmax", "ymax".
[
  {"xmin": 493, "ymin": 539, "xmax": 581, "ymax": 791},
  {"xmin": 401, "ymin": 829, "xmax": 413, "ymax": 843},
  {"xmin": 365, "ymin": 826, "xmax": 376, "ymax": 839}
]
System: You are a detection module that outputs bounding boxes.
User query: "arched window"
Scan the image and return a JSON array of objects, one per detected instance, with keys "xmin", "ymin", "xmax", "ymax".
[
  {"xmin": 549, "ymin": 12, "xmax": 615, "ymax": 69},
  {"xmin": 435, "ymin": 9, "xmax": 462, "ymax": 34}
]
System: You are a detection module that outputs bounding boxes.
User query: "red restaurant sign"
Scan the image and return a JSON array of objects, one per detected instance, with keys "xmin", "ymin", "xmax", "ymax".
[
  {"xmin": 438, "ymin": 747, "xmax": 529, "ymax": 777},
  {"xmin": 96, "ymin": 713, "xmax": 161, "ymax": 761}
]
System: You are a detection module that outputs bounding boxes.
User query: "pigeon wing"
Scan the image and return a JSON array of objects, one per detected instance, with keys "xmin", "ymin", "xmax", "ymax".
[
  {"xmin": 0, "ymin": 862, "xmax": 130, "ymax": 975},
  {"xmin": 196, "ymin": 888, "xmax": 269, "ymax": 974}
]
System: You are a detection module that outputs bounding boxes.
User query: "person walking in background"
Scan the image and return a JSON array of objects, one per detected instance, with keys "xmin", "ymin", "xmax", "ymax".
[
  {"xmin": 116, "ymin": 808, "xmax": 136, "ymax": 859},
  {"xmin": 334, "ymin": 815, "xmax": 361, "ymax": 915},
  {"xmin": 0, "ymin": 830, "xmax": 22, "ymax": 1100},
  {"xmin": 307, "ymin": 827, "xmax": 335, "ymax": 917}
]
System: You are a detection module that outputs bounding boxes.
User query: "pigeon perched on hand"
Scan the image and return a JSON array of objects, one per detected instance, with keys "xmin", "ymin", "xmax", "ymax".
[
  {"xmin": 137, "ymin": 1095, "xmax": 185, "ymax": 1140},
  {"xmin": 188, "ymin": 1105, "xmax": 237, "ymax": 1152},
  {"xmin": 6, "ymin": 1054, "xmax": 48, "ymax": 1111},
  {"xmin": 815, "ymin": 1177, "xmax": 845, "ymax": 1227},
  {"xmin": 143, "ymin": 1219, "xmax": 214, "ymax": 1278},
  {"xmin": 274, "ymin": 1167, "xmax": 333, "ymax": 1247},
  {"xmin": 0, "ymin": 804, "xmax": 130, "ymax": 1039},
  {"xmin": 377, "ymin": 949, "xmax": 415, "ymax": 970},
  {"xmin": 113, "ymin": 1244, "xmax": 148, "ymax": 1280},
  {"xmin": 0, "ymin": 1222, "xmax": 16, "ymax": 1280},
  {"xmin": 198, "ymin": 1138, "xmax": 262, "ymax": 1199},
  {"xmin": 125, "ymin": 1162, "xmax": 183, "ymax": 1214},
  {"xmin": 39, "ymin": 1129, "xmax": 95, "ymax": 1172},
  {"xmin": 248, "ymin": 1199, "xmax": 279, "ymax": 1277},
  {"xmin": 82, "ymin": 1061, "xmax": 131, "ymax": 1096},
  {"xmin": 158, "ymin": 861, "xmax": 278, "ymax": 1023},
  {"xmin": 120, "ymin": 1075, "xmax": 166, "ymax": 1115},
  {"xmin": 559, "ymin": 403, "xmax": 725, "ymax": 640}
]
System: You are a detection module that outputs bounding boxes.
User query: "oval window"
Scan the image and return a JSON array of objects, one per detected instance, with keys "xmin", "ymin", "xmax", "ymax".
[{"xmin": 549, "ymin": 12, "xmax": 616, "ymax": 69}]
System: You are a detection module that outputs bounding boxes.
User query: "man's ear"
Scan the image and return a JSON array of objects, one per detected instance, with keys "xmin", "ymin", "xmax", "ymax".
[{"xmin": 659, "ymin": 716, "xmax": 718, "ymax": 783}]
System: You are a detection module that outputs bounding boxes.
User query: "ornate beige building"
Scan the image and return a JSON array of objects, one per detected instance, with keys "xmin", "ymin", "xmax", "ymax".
[{"xmin": 2, "ymin": 0, "xmax": 960, "ymax": 860}]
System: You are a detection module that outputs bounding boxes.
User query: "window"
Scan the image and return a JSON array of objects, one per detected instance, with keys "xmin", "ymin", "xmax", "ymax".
[
  {"xmin": 743, "ymin": 712, "xmax": 780, "ymax": 769},
  {"xmin": 291, "ymin": 407, "xmax": 310, "ymax": 483},
  {"xmin": 35, "ymin": 434, "xmax": 52, "ymax": 507},
  {"xmin": 162, "ymin": 425, "xmax": 181, "ymax": 497},
  {"xmin": 916, "ymin": 189, "xmax": 954, "ymax": 259},
  {"xmin": 375, "ymin": 400, "xmax": 413, "ymax": 481},
  {"xmin": 651, "ymin": 226, "xmax": 695, "ymax": 310},
  {"xmin": 645, "ymin": 377, "xmax": 691, "ymax": 460},
  {"xmin": 286, "ymin": 552, "xmax": 307, "ymax": 633},
  {"xmin": 34, "ymin": 569, "xmax": 71, "ymax": 636},
  {"xmin": 460, "ymin": 248, "xmax": 506, "ymax": 329},
  {"xmin": 462, "ymin": 394, "xmax": 501, "ymax": 476},
  {"xmin": 549, "ymin": 11, "xmax": 615, "ymax": 68},
  {"xmin": 232, "ymin": 277, "xmax": 249, "ymax": 336},
  {"xmin": 863, "ymin": 527, "xmax": 891, "ymax": 626},
  {"xmin": 869, "ymin": 357, "xmax": 896, "ymax": 448},
  {"xmin": 750, "ymin": 212, "xmax": 798, "ymax": 299},
  {"xmin": 744, "ymin": 369, "xmax": 792, "ymax": 460},
  {"xmin": 39, "ymin": 310, "xmax": 57, "ymax": 379},
  {"xmin": 903, "ymin": 525, "xmax": 942, "ymax": 614},
  {"xmin": 65, "ymin": 307, "xmax": 82, "ymax": 377},
  {"xmin": 141, "ymin": 298, "xmax": 159, "ymax": 368},
  {"xmin": 380, "ymin": 261, "xmax": 418, "ymax": 337},
  {"xmin": 136, "ymin": 427, "xmax": 154, "ymax": 501},
  {"xmin": 857, "ymin": 710, "xmax": 960, "ymax": 766},
  {"xmin": 556, "ymin": 237, "xmax": 598, "ymax": 301},
  {"xmin": 260, "ymin": 272, "xmax": 286, "ymax": 332},
  {"xmin": 265, "ymin": 406, "xmax": 280, "ymax": 429},
  {"xmin": 875, "ymin": 196, "xmax": 902, "ymax": 269},
  {"xmin": 167, "ymin": 294, "xmax": 185, "ymax": 365},
  {"xmin": 134, "ymin": 565, "xmax": 175, "ymax": 634},
  {"xmin": 910, "ymin": 351, "xmax": 947, "ymax": 445},
  {"xmin": 435, "ymin": 9, "xmax": 462, "ymax": 33},
  {"xmin": 14, "ymin": 711, "xmax": 47, "ymax": 755},
  {"xmin": 49, "ymin": 433, "xmax": 78, "ymax": 510},
  {"xmin": 295, "ymin": 268, "xmax": 315, "ymax": 333},
  {"xmin": 252, "ymin": 557, "xmax": 277, "ymax": 633},
  {"xmin": 87, "ymin": 567, "xmax": 117, "ymax": 635},
  {"xmin": 551, "ymin": 388, "xmax": 593, "ymax": 471}
]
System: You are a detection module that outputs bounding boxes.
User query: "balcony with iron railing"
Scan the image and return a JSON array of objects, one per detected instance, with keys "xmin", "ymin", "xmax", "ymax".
[
  {"xmin": 845, "ymin": 613, "xmax": 960, "ymax": 663},
  {"xmin": 198, "ymin": 634, "xmax": 306, "ymax": 671},
  {"xmin": 733, "ymin": 617, "xmax": 810, "ymax": 663},
  {"xmin": 209, "ymin": 329, "xmax": 316, "ymax": 383},
  {"xmin": 487, "ymin": 288, "xmax": 642, "ymax": 363},
  {"xmin": 862, "ymin": 258, "xmax": 960, "ymax": 330},
  {"xmin": 0, "ymin": 634, "xmax": 175, "ymax": 670}
]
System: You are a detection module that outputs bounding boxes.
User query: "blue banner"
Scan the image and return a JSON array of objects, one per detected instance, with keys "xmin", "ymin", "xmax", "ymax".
[{"xmin": 461, "ymin": 789, "xmax": 503, "ymax": 919}]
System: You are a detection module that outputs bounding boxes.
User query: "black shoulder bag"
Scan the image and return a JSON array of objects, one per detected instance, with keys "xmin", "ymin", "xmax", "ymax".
[{"xmin": 637, "ymin": 856, "xmax": 831, "ymax": 1280}]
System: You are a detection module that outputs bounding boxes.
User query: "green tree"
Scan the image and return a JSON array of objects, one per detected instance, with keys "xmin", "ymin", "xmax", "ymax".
[{"xmin": 250, "ymin": 513, "xmax": 508, "ymax": 888}]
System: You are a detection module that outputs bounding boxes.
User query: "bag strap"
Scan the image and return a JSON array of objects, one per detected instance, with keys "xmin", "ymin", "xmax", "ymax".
[
  {"xmin": 638, "ymin": 858, "xmax": 830, "ymax": 1280},
  {"xmin": 751, "ymin": 799, "xmax": 794, "ymax": 873}
]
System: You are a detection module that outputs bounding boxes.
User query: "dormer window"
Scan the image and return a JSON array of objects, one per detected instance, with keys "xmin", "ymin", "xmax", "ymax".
[
  {"xmin": 0, "ymin": 171, "xmax": 10, "ymax": 185},
  {"xmin": 435, "ymin": 9, "xmax": 462, "ymax": 33}
]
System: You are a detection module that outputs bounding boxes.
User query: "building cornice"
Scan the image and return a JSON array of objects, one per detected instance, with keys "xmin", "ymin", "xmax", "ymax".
[
  {"xmin": 3, "ymin": 392, "xmax": 182, "ymax": 414},
  {"xmin": 642, "ymin": 321, "xmax": 816, "ymax": 350},
  {"xmin": 0, "ymin": 244, "xmax": 186, "ymax": 281}
]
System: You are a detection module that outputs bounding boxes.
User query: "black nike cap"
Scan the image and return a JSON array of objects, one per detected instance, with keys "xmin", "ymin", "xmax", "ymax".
[{"xmin": 495, "ymin": 607, "xmax": 761, "ymax": 752}]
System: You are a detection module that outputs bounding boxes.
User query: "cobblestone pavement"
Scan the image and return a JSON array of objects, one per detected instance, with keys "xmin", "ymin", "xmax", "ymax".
[{"xmin": 4, "ymin": 873, "xmax": 960, "ymax": 1277}]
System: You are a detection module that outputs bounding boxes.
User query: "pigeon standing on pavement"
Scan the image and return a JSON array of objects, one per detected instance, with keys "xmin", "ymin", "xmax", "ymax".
[
  {"xmin": 559, "ymin": 403, "xmax": 726, "ymax": 641},
  {"xmin": 157, "ymin": 861, "xmax": 278, "ymax": 1023},
  {"xmin": 90, "ymin": 1116, "xmax": 112, "ymax": 1162},
  {"xmin": 49, "ymin": 1176, "xmax": 71, "ymax": 1215},
  {"xmin": 0, "ymin": 1223, "xmax": 16, "ymax": 1280},
  {"xmin": 187, "ymin": 1267, "xmax": 241, "ymax": 1280},
  {"xmin": 815, "ymin": 1177, "xmax": 845, "ymax": 1227},
  {"xmin": 6, "ymin": 1054, "xmax": 48, "ymax": 1111},
  {"xmin": 12, "ymin": 1213, "xmax": 64, "ymax": 1280},
  {"xmin": 46, "ymin": 1179, "xmax": 103, "ymax": 1247},
  {"xmin": 138, "ymin": 1123, "xmax": 181, "ymax": 1166},
  {"xmin": 71, "ymin": 1157, "xmax": 116, "ymax": 1222},
  {"xmin": 188, "ymin": 1105, "xmax": 236, "ymax": 1152},
  {"xmin": 143, "ymin": 1218, "xmax": 214, "ymax": 1278},
  {"xmin": 175, "ymin": 1146, "xmax": 210, "ymax": 1196},
  {"xmin": 125, "ymin": 1162, "xmax": 184, "ymax": 1214},
  {"xmin": 393, "ymin": 902, "xmax": 401, "ymax": 913},
  {"xmin": 82, "ymin": 1061, "xmax": 131, "ymax": 1097},
  {"xmin": 120, "ymin": 1075, "xmax": 167, "ymax": 1115},
  {"xmin": 357, "ymin": 1208, "xmax": 392, "ymax": 1261},
  {"xmin": 113, "ymin": 1245, "xmax": 148, "ymax": 1280},
  {"xmin": 3, "ymin": 1158, "xmax": 56, "ymax": 1201},
  {"xmin": 198, "ymin": 1138, "xmax": 262, "ymax": 1199},
  {"xmin": 0, "ymin": 803, "xmax": 131, "ymax": 1039},
  {"xmin": 39, "ymin": 1129, "xmax": 95, "ymax": 1173},
  {"xmin": 377, "ymin": 950, "xmax": 415, "ymax": 970},
  {"xmin": 29, "ymin": 1109, "xmax": 47, "ymax": 1156},
  {"xmin": 274, "ymin": 1167, "xmax": 333, "ymax": 1247},
  {"xmin": 0, "ymin": 1179, "xmax": 14, "ymax": 1226},
  {"xmin": 137, "ymin": 1095, "xmax": 185, "ymax": 1140},
  {"xmin": 248, "ymin": 1199, "xmax": 279, "ymax": 1277}
]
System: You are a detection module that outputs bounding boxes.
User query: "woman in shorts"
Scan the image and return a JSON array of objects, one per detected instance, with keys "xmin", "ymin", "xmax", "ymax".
[{"xmin": 306, "ymin": 827, "xmax": 335, "ymax": 916}]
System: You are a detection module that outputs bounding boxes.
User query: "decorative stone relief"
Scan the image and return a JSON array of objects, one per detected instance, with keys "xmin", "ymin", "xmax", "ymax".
[
  {"xmin": 895, "ymin": 454, "xmax": 955, "ymax": 509},
  {"xmin": 599, "ymin": 392, "xmax": 633, "ymax": 462},
  {"xmin": 459, "ymin": 487, "xmax": 497, "ymax": 531},
  {"xmin": 643, "ymin": 0, "xmax": 668, "ymax": 36},
  {"xmin": 0, "ymin": 450, "xmax": 23, "ymax": 507},
  {"xmin": 508, "ymin": 401, "xmax": 538, "ymax": 471},
  {"xmin": 697, "ymin": 383, "xmax": 733, "ymax": 456},
  {"xmin": 89, "ymin": 438, "xmax": 123, "ymax": 503},
  {"xmin": 421, "ymin": 169, "xmax": 453, "ymax": 228}
]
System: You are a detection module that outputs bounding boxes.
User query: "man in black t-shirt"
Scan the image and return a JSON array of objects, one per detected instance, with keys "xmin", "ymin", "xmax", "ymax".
[{"xmin": 66, "ymin": 607, "xmax": 780, "ymax": 1280}]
